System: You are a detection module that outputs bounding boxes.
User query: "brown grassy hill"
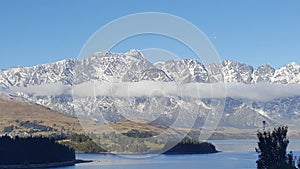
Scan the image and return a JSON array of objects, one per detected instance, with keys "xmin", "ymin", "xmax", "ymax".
[
  {"xmin": 0, "ymin": 96, "xmax": 176, "ymax": 137},
  {"xmin": 0, "ymin": 96, "xmax": 84, "ymax": 136},
  {"xmin": 0, "ymin": 95, "xmax": 263, "ymax": 140}
]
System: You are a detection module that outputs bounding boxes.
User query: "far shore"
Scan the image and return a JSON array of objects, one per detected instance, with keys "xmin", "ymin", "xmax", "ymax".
[{"xmin": 75, "ymin": 150, "xmax": 221, "ymax": 155}]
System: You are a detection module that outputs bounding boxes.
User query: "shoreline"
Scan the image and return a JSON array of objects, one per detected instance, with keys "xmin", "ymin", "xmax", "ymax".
[
  {"xmin": 0, "ymin": 159, "xmax": 92, "ymax": 169},
  {"xmin": 76, "ymin": 150, "xmax": 221, "ymax": 155}
]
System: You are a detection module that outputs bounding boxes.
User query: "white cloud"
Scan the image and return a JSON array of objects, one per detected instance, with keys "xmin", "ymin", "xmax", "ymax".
[
  {"xmin": 10, "ymin": 81, "xmax": 300, "ymax": 101},
  {"xmin": 10, "ymin": 82, "xmax": 70, "ymax": 96},
  {"xmin": 225, "ymin": 82, "xmax": 300, "ymax": 101}
]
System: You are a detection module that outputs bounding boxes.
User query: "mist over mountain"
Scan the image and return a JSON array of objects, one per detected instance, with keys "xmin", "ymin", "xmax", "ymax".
[{"xmin": 1, "ymin": 50, "xmax": 299, "ymax": 130}]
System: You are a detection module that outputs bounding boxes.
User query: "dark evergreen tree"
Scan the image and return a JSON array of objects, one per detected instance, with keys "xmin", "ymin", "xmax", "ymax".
[
  {"xmin": 0, "ymin": 135, "xmax": 75, "ymax": 165},
  {"xmin": 256, "ymin": 125, "xmax": 297, "ymax": 169},
  {"xmin": 163, "ymin": 138, "xmax": 217, "ymax": 154}
]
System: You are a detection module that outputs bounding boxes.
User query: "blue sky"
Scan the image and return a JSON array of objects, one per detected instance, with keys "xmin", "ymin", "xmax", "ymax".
[{"xmin": 0, "ymin": 0, "xmax": 299, "ymax": 69}]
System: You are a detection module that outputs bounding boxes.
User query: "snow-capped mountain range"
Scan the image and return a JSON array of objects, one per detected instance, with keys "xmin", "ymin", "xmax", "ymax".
[{"xmin": 0, "ymin": 50, "xmax": 300, "ymax": 129}]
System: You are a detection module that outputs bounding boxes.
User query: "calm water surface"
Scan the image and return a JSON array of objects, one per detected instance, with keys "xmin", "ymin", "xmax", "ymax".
[{"xmin": 55, "ymin": 140, "xmax": 300, "ymax": 169}]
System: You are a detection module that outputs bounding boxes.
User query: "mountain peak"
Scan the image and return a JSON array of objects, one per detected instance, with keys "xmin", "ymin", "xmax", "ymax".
[
  {"xmin": 285, "ymin": 61, "xmax": 299, "ymax": 67},
  {"xmin": 279, "ymin": 61, "xmax": 300, "ymax": 71},
  {"xmin": 1, "ymin": 51, "xmax": 300, "ymax": 131},
  {"xmin": 0, "ymin": 51, "xmax": 299, "ymax": 88},
  {"xmin": 259, "ymin": 64, "xmax": 273, "ymax": 68},
  {"xmin": 125, "ymin": 49, "xmax": 141, "ymax": 55},
  {"xmin": 124, "ymin": 49, "xmax": 146, "ymax": 60}
]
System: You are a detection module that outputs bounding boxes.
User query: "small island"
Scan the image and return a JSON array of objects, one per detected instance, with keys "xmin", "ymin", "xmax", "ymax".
[
  {"xmin": 163, "ymin": 138, "xmax": 218, "ymax": 154},
  {"xmin": 0, "ymin": 135, "xmax": 76, "ymax": 169}
]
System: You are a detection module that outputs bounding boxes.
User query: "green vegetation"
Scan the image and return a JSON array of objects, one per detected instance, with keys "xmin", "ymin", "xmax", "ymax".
[
  {"xmin": 2, "ymin": 120, "xmax": 60, "ymax": 136},
  {"xmin": 0, "ymin": 135, "xmax": 75, "ymax": 165},
  {"xmin": 122, "ymin": 129, "xmax": 157, "ymax": 138},
  {"xmin": 256, "ymin": 125, "xmax": 300, "ymax": 169},
  {"xmin": 2, "ymin": 125, "xmax": 14, "ymax": 133},
  {"xmin": 99, "ymin": 131, "xmax": 160, "ymax": 153},
  {"xmin": 59, "ymin": 131, "xmax": 217, "ymax": 154},
  {"xmin": 20, "ymin": 120, "xmax": 56, "ymax": 133},
  {"xmin": 69, "ymin": 133, "xmax": 90, "ymax": 142},
  {"xmin": 163, "ymin": 137, "xmax": 218, "ymax": 154},
  {"xmin": 62, "ymin": 139, "xmax": 106, "ymax": 153},
  {"xmin": 85, "ymin": 132, "xmax": 151, "ymax": 153},
  {"xmin": 61, "ymin": 134, "xmax": 106, "ymax": 153}
]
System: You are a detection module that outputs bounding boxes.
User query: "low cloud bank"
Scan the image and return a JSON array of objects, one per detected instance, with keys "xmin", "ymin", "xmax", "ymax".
[
  {"xmin": 11, "ymin": 82, "xmax": 69, "ymax": 96},
  {"xmin": 10, "ymin": 81, "xmax": 300, "ymax": 101}
]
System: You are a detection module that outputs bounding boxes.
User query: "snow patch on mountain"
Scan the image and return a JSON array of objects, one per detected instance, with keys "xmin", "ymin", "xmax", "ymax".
[{"xmin": 1, "ymin": 50, "xmax": 300, "ymax": 129}]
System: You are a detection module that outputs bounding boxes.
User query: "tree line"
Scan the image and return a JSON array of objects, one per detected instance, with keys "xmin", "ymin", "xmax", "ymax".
[{"xmin": 0, "ymin": 135, "xmax": 75, "ymax": 165}]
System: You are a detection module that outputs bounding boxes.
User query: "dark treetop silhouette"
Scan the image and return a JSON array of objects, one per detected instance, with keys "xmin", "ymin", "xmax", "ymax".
[
  {"xmin": 0, "ymin": 135, "xmax": 75, "ymax": 166},
  {"xmin": 256, "ymin": 125, "xmax": 300, "ymax": 169}
]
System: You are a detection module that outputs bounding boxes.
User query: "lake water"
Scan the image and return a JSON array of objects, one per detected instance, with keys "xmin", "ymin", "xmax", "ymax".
[{"xmin": 56, "ymin": 140, "xmax": 300, "ymax": 169}]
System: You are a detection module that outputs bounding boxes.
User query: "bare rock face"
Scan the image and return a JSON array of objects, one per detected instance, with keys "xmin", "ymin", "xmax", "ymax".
[{"xmin": 0, "ymin": 50, "xmax": 300, "ymax": 129}]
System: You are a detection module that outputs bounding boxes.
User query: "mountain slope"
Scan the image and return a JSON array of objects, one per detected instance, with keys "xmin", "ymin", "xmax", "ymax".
[
  {"xmin": 0, "ymin": 50, "xmax": 299, "ymax": 131},
  {"xmin": 0, "ymin": 95, "xmax": 83, "ymax": 136}
]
